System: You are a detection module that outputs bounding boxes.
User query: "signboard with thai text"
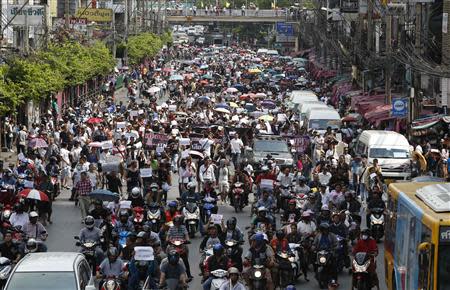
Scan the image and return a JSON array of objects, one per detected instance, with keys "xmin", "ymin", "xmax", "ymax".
[{"xmin": 7, "ymin": 5, "xmax": 44, "ymax": 26}]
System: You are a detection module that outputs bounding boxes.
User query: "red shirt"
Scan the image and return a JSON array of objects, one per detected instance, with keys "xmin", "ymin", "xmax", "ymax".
[
  {"xmin": 270, "ymin": 238, "xmax": 289, "ymax": 252},
  {"xmin": 352, "ymin": 238, "xmax": 378, "ymax": 255},
  {"xmin": 165, "ymin": 210, "xmax": 181, "ymax": 222}
]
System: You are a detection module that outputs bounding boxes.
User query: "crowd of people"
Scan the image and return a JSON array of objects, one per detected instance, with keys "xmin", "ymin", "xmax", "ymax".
[{"xmin": 0, "ymin": 42, "xmax": 396, "ymax": 290}]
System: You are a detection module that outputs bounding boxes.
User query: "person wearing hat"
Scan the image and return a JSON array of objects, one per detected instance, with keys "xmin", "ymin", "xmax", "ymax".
[
  {"xmin": 22, "ymin": 211, "xmax": 48, "ymax": 247},
  {"xmin": 243, "ymin": 233, "xmax": 275, "ymax": 290},
  {"xmin": 218, "ymin": 267, "xmax": 246, "ymax": 290},
  {"xmin": 312, "ymin": 222, "xmax": 338, "ymax": 279}
]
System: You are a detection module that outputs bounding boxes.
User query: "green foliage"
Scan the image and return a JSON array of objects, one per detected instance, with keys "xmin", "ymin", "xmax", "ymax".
[
  {"xmin": 0, "ymin": 66, "xmax": 22, "ymax": 115},
  {"xmin": 127, "ymin": 33, "xmax": 164, "ymax": 65}
]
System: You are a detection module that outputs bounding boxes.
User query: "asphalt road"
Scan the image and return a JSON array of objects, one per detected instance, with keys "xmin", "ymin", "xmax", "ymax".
[{"xmin": 44, "ymin": 89, "xmax": 388, "ymax": 290}]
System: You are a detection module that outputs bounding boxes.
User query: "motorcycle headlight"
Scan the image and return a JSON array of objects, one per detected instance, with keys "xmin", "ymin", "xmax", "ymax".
[
  {"xmin": 352, "ymin": 260, "xmax": 370, "ymax": 272},
  {"xmin": 254, "ymin": 270, "xmax": 262, "ymax": 278},
  {"xmin": 288, "ymin": 257, "xmax": 295, "ymax": 262},
  {"xmin": 370, "ymin": 215, "xmax": 384, "ymax": 225},
  {"xmin": 319, "ymin": 256, "xmax": 327, "ymax": 264},
  {"xmin": 0, "ymin": 266, "xmax": 11, "ymax": 279},
  {"xmin": 185, "ymin": 212, "xmax": 198, "ymax": 220},
  {"xmin": 106, "ymin": 280, "xmax": 116, "ymax": 290}
]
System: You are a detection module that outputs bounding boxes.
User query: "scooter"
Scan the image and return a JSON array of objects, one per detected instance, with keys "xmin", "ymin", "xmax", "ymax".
[
  {"xmin": 200, "ymin": 247, "xmax": 214, "ymax": 276},
  {"xmin": 232, "ymin": 182, "xmax": 244, "ymax": 212},
  {"xmin": 295, "ymin": 193, "xmax": 308, "ymax": 211},
  {"xmin": 315, "ymin": 250, "xmax": 333, "ymax": 289},
  {"xmin": 132, "ymin": 206, "xmax": 145, "ymax": 231},
  {"xmin": 248, "ymin": 264, "xmax": 267, "ymax": 290},
  {"xmin": 209, "ymin": 269, "xmax": 228, "ymax": 290},
  {"xmin": 370, "ymin": 208, "xmax": 385, "ymax": 242},
  {"xmin": 201, "ymin": 197, "xmax": 216, "ymax": 224},
  {"xmin": 146, "ymin": 203, "xmax": 163, "ymax": 233},
  {"xmin": 100, "ymin": 276, "xmax": 122, "ymax": 290},
  {"xmin": 182, "ymin": 199, "xmax": 200, "ymax": 238},
  {"xmin": 276, "ymin": 251, "xmax": 295, "ymax": 287},
  {"xmin": 0, "ymin": 257, "xmax": 12, "ymax": 289},
  {"xmin": 335, "ymin": 235, "xmax": 349, "ymax": 273},
  {"xmin": 352, "ymin": 252, "xmax": 375, "ymax": 290},
  {"xmin": 74, "ymin": 236, "xmax": 98, "ymax": 275}
]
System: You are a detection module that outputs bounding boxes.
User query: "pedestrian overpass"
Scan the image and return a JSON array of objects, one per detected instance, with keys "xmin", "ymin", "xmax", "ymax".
[{"xmin": 167, "ymin": 9, "xmax": 288, "ymax": 23}]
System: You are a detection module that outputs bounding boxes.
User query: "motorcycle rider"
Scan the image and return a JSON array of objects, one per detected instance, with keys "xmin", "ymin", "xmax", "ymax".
[
  {"xmin": 0, "ymin": 232, "xmax": 21, "ymax": 263},
  {"xmin": 166, "ymin": 215, "xmax": 193, "ymax": 281},
  {"xmin": 165, "ymin": 201, "xmax": 181, "ymax": 223},
  {"xmin": 79, "ymin": 215, "xmax": 104, "ymax": 265},
  {"xmin": 180, "ymin": 181, "xmax": 201, "ymax": 204},
  {"xmin": 338, "ymin": 191, "xmax": 361, "ymax": 224},
  {"xmin": 312, "ymin": 222, "xmax": 338, "ymax": 280},
  {"xmin": 113, "ymin": 210, "xmax": 135, "ymax": 237},
  {"xmin": 1, "ymin": 169, "xmax": 16, "ymax": 186},
  {"xmin": 330, "ymin": 212, "xmax": 348, "ymax": 239},
  {"xmin": 296, "ymin": 176, "xmax": 310, "ymax": 194},
  {"xmin": 270, "ymin": 229, "xmax": 289, "ymax": 253},
  {"xmin": 159, "ymin": 250, "xmax": 188, "ymax": 289},
  {"xmin": 352, "ymin": 229, "xmax": 379, "ymax": 290},
  {"xmin": 97, "ymin": 247, "xmax": 125, "ymax": 289},
  {"xmin": 45, "ymin": 156, "xmax": 60, "ymax": 178},
  {"xmin": 223, "ymin": 217, "xmax": 244, "ymax": 243},
  {"xmin": 202, "ymin": 243, "xmax": 231, "ymax": 290},
  {"xmin": 200, "ymin": 223, "xmax": 224, "ymax": 252},
  {"xmin": 316, "ymin": 205, "xmax": 332, "ymax": 226},
  {"xmin": 366, "ymin": 191, "xmax": 385, "ymax": 228},
  {"xmin": 22, "ymin": 212, "xmax": 48, "ymax": 244},
  {"xmin": 255, "ymin": 190, "xmax": 276, "ymax": 212},
  {"xmin": 218, "ymin": 267, "xmax": 247, "ymax": 290},
  {"xmin": 251, "ymin": 206, "xmax": 275, "ymax": 233},
  {"xmin": 127, "ymin": 247, "xmax": 158, "ymax": 290},
  {"xmin": 9, "ymin": 203, "xmax": 28, "ymax": 228},
  {"xmin": 128, "ymin": 187, "xmax": 145, "ymax": 208},
  {"xmin": 282, "ymin": 199, "xmax": 302, "ymax": 223},
  {"xmin": 89, "ymin": 199, "xmax": 109, "ymax": 222},
  {"xmin": 243, "ymin": 233, "xmax": 275, "ymax": 290},
  {"xmin": 297, "ymin": 210, "xmax": 317, "ymax": 237},
  {"xmin": 277, "ymin": 167, "xmax": 295, "ymax": 209},
  {"xmin": 303, "ymin": 192, "xmax": 321, "ymax": 213},
  {"xmin": 255, "ymin": 166, "xmax": 276, "ymax": 198}
]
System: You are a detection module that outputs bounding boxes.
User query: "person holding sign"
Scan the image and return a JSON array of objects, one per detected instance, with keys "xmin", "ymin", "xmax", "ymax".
[{"xmin": 127, "ymin": 246, "xmax": 158, "ymax": 290}]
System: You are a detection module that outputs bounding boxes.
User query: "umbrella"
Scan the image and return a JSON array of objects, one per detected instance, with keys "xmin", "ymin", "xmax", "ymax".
[
  {"xmin": 89, "ymin": 189, "xmax": 120, "ymax": 201},
  {"xmin": 215, "ymin": 103, "xmax": 230, "ymax": 109},
  {"xmin": 261, "ymin": 100, "xmax": 277, "ymax": 109},
  {"xmin": 28, "ymin": 138, "xmax": 48, "ymax": 149},
  {"xmin": 19, "ymin": 189, "xmax": 49, "ymax": 202},
  {"xmin": 202, "ymin": 74, "xmax": 213, "ymax": 80},
  {"xmin": 198, "ymin": 96, "xmax": 211, "ymax": 102},
  {"xmin": 200, "ymin": 64, "xmax": 209, "ymax": 69},
  {"xmin": 189, "ymin": 150, "xmax": 204, "ymax": 159},
  {"xmin": 86, "ymin": 117, "xmax": 103, "ymax": 124},
  {"xmin": 163, "ymin": 67, "xmax": 172, "ymax": 72},
  {"xmin": 215, "ymin": 107, "xmax": 231, "ymax": 114},
  {"xmin": 255, "ymin": 93, "xmax": 267, "ymax": 98},
  {"xmin": 169, "ymin": 74, "xmax": 183, "ymax": 81},
  {"xmin": 226, "ymin": 87, "xmax": 238, "ymax": 93},
  {"xmin": 249, "ymin": 68, "xmax": 262, "ymax": 74},
  {"xmin": 259, "ymin": 115, "xmax": 274, "ymax": 121},
  {"xmin": 147, "ymin": 86, "xmax": 161, "ymax": 94},
  {"xmin": 229, "ymin": 102, "xmax": 239, "ymax": 108}
]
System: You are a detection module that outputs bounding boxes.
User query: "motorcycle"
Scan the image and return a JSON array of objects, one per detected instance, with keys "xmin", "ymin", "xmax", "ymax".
[
  {"xmin": 146, "ymin": 203, "xmax": 162, "ymax": 233},
  {"xmin": 335, "ymin": 235, "xmax": 349, "ymax": 273},
  {"xmin": 200, "ymin": 247, "xmax": 214, "ymax": 276},
  {"xmin": 276, "ymin": 251, "xmax": 295, "ymax": 287},
  {"xmin": 167, "ymin": 239, "xmax": 190, "ymax": 257},
  {"xmin": 201, "ymin": 197, "xmax": 216, "ymax": 224},
  {"xmin": 370, "ymin": 208, "xmax": 385, "ymax": 242},
  {"xmin": 74, "ymin": 236, "xmax": 98, "ymax": 275},
  {"xmin": 132, "ymin": 207, "xmax": 145, "ymax": 231},
  {"xmin": 100, "ymin": 276, "xmax": 121, "ymax": 290},
  {"xmin": 182, "ymin": 200, "xmax": 200, "ymax": 238},
  {"xmin": 118, "ymin": 231, "xmax": 131, "ymax": 249},
  {"xmin": 352, "ymin": 252, "xmax": 375, "ymax": 290},
  {"xmin": 315, "ymin": 250, "xmax": 333, "ymax": 289},
  {"xmin": 248, "ymin": 264, "xmax": 266, "ymax": 290},
  {"xmin": 209, "ymin": 269, "xmax": 228, "ymax": 290},
  {"xmin": 231, "ymin": 182, "xmax": 244, "ymax": 212},
  {"xmin": 0, "ymin": 184, "xmax": 16, "ymax": 206},
  {"xmin": 1, "ymin": 205, "xmax": 12, "ymax": 223},
  {"xmin": 225, "ymin": 239, "xmax": 243, "ymax": 271},
  {"xmin": 0, "ymin": 257, "xmax": 12, "ymax": 289},
  {"xmin": 295, "ymin": 193, "xmax": 308, "ymax": 211},
  {"xmin": 278, "ymin": 184, "xmax": 293, "ymax": 211}
]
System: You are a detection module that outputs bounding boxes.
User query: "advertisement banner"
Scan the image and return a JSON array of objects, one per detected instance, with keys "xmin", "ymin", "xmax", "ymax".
[
  {"xmin": 75, "ymin": 8, "xmax": 113, "ymax": 22},
  {"xmin": 7, "ymin": 5, "xmax": 44, "ymax": 26}
]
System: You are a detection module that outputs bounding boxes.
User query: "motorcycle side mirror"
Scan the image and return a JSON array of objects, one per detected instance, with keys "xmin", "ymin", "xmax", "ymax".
[
  {"xmin": 74, "ymin": 236, "xmax": 80, "ymax": 240},
  {"xmin": 418, "ymin": 242, "xmax": 431, "ymax": 252},
  {"xmin": 75, "ymin": 242, "xmax": 81, "ymax": 247}
]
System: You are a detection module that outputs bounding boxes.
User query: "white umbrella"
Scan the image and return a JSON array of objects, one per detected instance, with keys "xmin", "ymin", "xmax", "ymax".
[
  {"xmin": 226, "ymin": 87, "xmax": 238, "ymax": 93},
  {"xmin": 214, "ymin": 107, "xmax": 231, "ymax": 114},
  {"xmin": 147, "ymin": 86, "xmax": 161, "ymax": 93},
  {"xmin": 255, "ymin": 92, "xmax": 267, "ymax": 98}
]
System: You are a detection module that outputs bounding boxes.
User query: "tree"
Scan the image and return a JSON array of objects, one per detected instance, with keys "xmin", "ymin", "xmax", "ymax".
[
  {"xmin": 127, "ymin": 33, "xmax": 164, "ymax": 64},
  {"xmin": 0, "ymin": 66, "xmax": 22, "ymax": 115}
]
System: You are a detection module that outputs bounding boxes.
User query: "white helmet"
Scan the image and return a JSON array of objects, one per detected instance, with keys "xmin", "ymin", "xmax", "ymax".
[
  {"xmin": 187, "ymin": 182, "xmax": 197, "ymax": 189},
  {"xmin": 131, "ymin": 187, "xmax": 141, "ymax": 198}
]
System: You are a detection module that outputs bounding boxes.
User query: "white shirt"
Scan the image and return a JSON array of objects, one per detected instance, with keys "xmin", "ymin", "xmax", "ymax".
[
  {"xmin": 199, "ymin": 138, "xmax": 214, "ymax": 157},
  {"xmin": 218, "ymin": 167, "xmax": 229, "ymax": 183},
  {"xmin": 415, "ymin": 145, "xmax": 423, "ymax": 154},
  {"xmin": 10, "ymin": 212, "xmax": 29, "ymax": 228},
  {"xmin": 230, "ymin": 138, "xmax": 244, "ymax": 154},
  {"xmin": 199, "ymin": 163, "xmax": 216, "ymax": 182},
  {"xmin": 87, "ymin": 171, "xmax": 98, "ymax": 188},
  {"xmin": 297, "ymin": 220, "xmax": 317, "ymax": 236},
  {"xmin": 318, "ymin": 172, "xmax": 332, "ymax": 185},
  {"xmin": 60, "ymin": 148, "xmax": 71, "ymax": 167}
]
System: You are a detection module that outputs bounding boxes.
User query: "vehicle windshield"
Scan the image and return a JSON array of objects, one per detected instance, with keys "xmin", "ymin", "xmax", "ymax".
[
  {"xmin": 438, "ymin": 245, "xmax": 450, "ymax": 290},
  {"xmin": 254, "ymin": 140, "xmax": 289, "ymax": 152},
  {"xmin": 369, "ymin": 148, "xmax": 410, "ymax": 159},
  {"xmin": 6, "ymin": 272, "xmax": 77, "ymax": 290},
  {"xmin": 309, "ymin": 119, "xmax": 341, "ymax": 130}
]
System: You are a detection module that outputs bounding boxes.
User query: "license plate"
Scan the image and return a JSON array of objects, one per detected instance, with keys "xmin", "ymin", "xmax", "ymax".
[{"xmin": 189, "ymin": 221, "xmax": 196, "ymax": 224}]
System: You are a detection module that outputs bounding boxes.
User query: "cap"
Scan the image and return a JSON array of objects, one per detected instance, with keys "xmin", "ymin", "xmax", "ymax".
[
  {"xmin": 228, "ymin": 267, "xmax": 239, "ymax": 275},
  {"xmin": 29, "ymin": 211, "xmax": 39, "ymax": 218}
]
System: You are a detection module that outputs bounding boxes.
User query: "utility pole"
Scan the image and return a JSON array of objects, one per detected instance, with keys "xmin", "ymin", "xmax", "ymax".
[
  {"xmin": 157, "ymin": 0, "xmax": 161, "ymax": 33},
  {"xmin": 412, "ymin": 3, "xmax": 421, "ymax": 120},
  {"xmin": 124, "ymin": 0, "xmax": 129, "ymax": 65},
  {"xmin": 367, "ymin": 0, "xmax": 373, "ymax": 51},
  {"xmin": 385, "ymin": 14, "xmax": 392, "ymax": 104},
  {"xmin": 441, "ymin": 0, "xmax": 450, "ymax": 113},
  {"xmin": 112, "ymin": 9, "xmax": 116, "ymax": 58}
]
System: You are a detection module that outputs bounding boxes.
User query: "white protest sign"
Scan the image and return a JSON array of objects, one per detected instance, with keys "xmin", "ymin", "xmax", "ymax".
[
  {"xmin": 116, "ymin": 122, "xmax": 126, "ymax": 129},
  {"xmin": 138, "ymin": 109, "xmax": 144, "ymax": 115},
  {"xmin": 260, "ymin": 179, "xmax": 274, "ymax": 190},
  {"xmin": 17, "ymin": 153, "xmax": 26, "ymax": 161},
  {"xmin": 179, "ymin": 138, "xmax": 190, "ymax": 146},
  {"xmin": 210, "ymin": 214, "xmax": 223, "ymax": 224},
  {"xmin": 130, "ymin": 110, "xmax": 139, "ymax": 118},
  {"xmin": 119, "ymin": 200, "xmax": 132, "ymax": 209},
  {"xmin": 134, "ymin": 246, "xmax": 154, "ymax": 261},
  {"xmin": 101, "ymin": 141, "xmax": 114, "ymax": 149},
  {"xmin": 24, "ymin": 180, "xmax": 34, "ymax": 188},
  {"xmin": 277, "ymin": 113, "xmax": 287, "ymax": 122},
  {"xmin": 140, "ymin": 168, "xmax": 152, "ymax": 178}
]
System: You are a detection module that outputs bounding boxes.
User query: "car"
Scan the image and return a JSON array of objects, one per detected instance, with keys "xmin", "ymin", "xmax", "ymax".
[
  {"xmin": 5, "ymin": 252, "xmax": 96, "ymax": 290},
  {"xmin": 196, "ymin": 37, "xmax": 205, "ymax": 45},
  {"xmin": 245, "ymin": 135, "xmax": 294, "ymax": 172}
]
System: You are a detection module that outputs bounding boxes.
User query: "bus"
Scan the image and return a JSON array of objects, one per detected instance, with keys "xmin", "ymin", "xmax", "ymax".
[{"xmin": 385, "ymin": 182, "xmax": 450, "ymax": 290}]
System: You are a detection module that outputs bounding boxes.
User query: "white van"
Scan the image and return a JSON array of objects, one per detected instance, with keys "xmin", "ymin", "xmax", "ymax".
[
  {"xmin": 298, "ymin": 101, "xmax": 329, "ymax": 125},
  {"xmin": 290, "ymin": 90, "xmax": 319, "ymax": 105},
  {"xmin": 354, "ymin": 130, "xmax": 411, "ymax": 179},
  {"xmin": 305, "ymin": 107, "xmax": 341, "ymax": 133}
]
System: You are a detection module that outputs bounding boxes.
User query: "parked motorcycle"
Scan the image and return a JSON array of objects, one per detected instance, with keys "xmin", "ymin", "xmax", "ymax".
[
  {"xmin": 352, "ymin": 252, "xmax": 375, "ymax": 290},
  {"xmin": 182, "ymin": 199, "xmax": 200, "ymax": 238},
  {"xmin": 370, "ymin": 208, "xmax": 385, "ymax": 242},
  {"xmin": 100, "ymin": 276, "xmax": 122, "ymax": 290},
  {"xmin": 0, "ymin": 257, "xmax": 12, "ymax": 289}
]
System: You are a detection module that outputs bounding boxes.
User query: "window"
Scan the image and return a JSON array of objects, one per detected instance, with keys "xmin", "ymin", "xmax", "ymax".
[
  {"xmin": 418, "ymin": 225, "xmax": 433, "ymax": 290},
  {"xmin": 6, "ymin": 272, "xmax": 77, "ymax": 290},
  {"xmin": 369, "ymin": 147, "xmax": 410, "ymax": 159},
  {"xmin": 438, "ymin": 245, "xmax": 450, "ymax": 290}
]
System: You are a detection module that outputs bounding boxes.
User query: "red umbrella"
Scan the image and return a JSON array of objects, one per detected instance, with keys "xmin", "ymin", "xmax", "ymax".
[
  {"xmin": 19, "ymin": 189, "xmax": 49, "ymax": 202},
  {"xmin": 86, "ymin": 117, "xmax": 103, "ymax": 124}
]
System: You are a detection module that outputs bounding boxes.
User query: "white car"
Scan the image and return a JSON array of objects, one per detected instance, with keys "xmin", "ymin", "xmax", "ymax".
[{"xmin": 5, "ymin": 252, "xmax": 96, "ymax": 290}]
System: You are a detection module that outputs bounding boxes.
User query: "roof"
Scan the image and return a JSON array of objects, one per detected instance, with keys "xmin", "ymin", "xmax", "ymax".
[
  {"xmin": 16, "ymin": 252, "xmax": 83, "ymax": 272},
  {"xmin": 389, "ymin": 182, "xmax": 450, "ymax": 221},
  {"xmin": 360, "ymin": 130, "xmax": 409, "ymax": 146}
]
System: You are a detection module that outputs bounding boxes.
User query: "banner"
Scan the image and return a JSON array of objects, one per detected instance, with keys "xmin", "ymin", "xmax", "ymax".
[
  {"xmin": 75, "ymin": 8, "xmax": 113, "ymax": 22},
  {"xmin": 144, "ymin": 132, "xmax": 169, "ymax": 148},
  {"xmin": 7, "ymin": 5, "xmax": 44, "ymax": 26},
  {"xmin": 292, "ymin": 136, "xmax": 310, "ymax": 153}
]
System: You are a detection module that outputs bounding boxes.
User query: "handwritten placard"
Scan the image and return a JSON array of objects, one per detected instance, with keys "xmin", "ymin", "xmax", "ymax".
[
  {"xmin": 134, "ymin": 246, "xmax": 154, "ymax": 261},
  {"xmin": 210, "ymin": 214, "xmax": 223, "ymax": 224},
  {"xmin": 119, "ymin": 200, "xmax": 132, "ymax": 209},
  {"xmin": 140, "ymin": 168, "xmax": 152, "ymax": 178},
  {"xmin": 260, "ymin": 179, "xmax": 274, "ymax": 190},
  {"xmin": 179, "ymin": 138, "xmax": 190, "ymax": 146},
  {"xmin": 116, "ymin": 122, "xmax": 126, "ymax": 129}
]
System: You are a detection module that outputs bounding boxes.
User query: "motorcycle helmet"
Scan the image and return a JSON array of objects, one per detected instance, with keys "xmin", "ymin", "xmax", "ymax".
[
  {"xmin": 131, "ymin": 187, "xmax": 141, "ymax": 198},
  {"xmin": 26, "ymin": 238, "xmax": 38, "ymax": 253},
  {"xmin": 226, "ymin": 217, "xmax": 237, "ymax": 230},
  {"xmin": 319, "ymin": 222, "xmax": 330, "ymax": 231},
  {"xmin": 213, "ymin": 243, "xmax": 224, "ymax": 256},
  {"xmin": 168, "ymin": 201, "xmax": 178, "ymax": 208},
  {"xmin": 29, "ymin": 211, "xmax": 39, "ymax": 219},
  {"xmin": 286, "ymin": 286, "xmax": 296, "ymax": 290},
  {"xmin": 168, "ymin": 250, "xmax": 180, "ymax": 265},
  {"xmin": 107, "ymin": 247, "xmax": 118, "ymax": 263},
  {"xmin": 84, "ymin": 216, "xmax": 95, "ymax": 229},
  {"xmin": 257, "ymin": 206, "xmax": 267, "ymax": 217},
  {"xmin": 276, "ymin": 229, "xmax": 285, "ymax": 240},
  {"xmin": 173, "ymin": 215, "xmax": 183, "ymax": 225}
]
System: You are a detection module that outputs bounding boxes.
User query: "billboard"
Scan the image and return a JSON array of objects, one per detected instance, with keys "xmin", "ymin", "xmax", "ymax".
[
  {"xmin": 75, "ymin": 8, "xmax": 113, "ymax": 22},
  {"xmin": 7, "ymin": 5, "xmax": 44, "ymax": 26}
]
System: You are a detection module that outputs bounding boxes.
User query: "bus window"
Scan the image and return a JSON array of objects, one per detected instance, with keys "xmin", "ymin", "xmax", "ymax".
[
  {"xmin": 438, "ymin": 244, "xmax": 450, "ymax": 290},
  {"xmin": 418, "ymin": 225, "xmax": 433, "ymax": 290}
]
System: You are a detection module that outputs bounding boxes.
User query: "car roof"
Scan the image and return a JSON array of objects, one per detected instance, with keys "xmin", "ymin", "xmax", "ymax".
[{"xmin": 15, "ymin": 252, "xmax": 84, "ymax": 272}]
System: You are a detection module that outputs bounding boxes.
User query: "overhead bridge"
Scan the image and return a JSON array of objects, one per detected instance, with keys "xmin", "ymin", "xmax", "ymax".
[{"xmin": 167, "ymin": 9, "xmax": 288, "ymax": 23}]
